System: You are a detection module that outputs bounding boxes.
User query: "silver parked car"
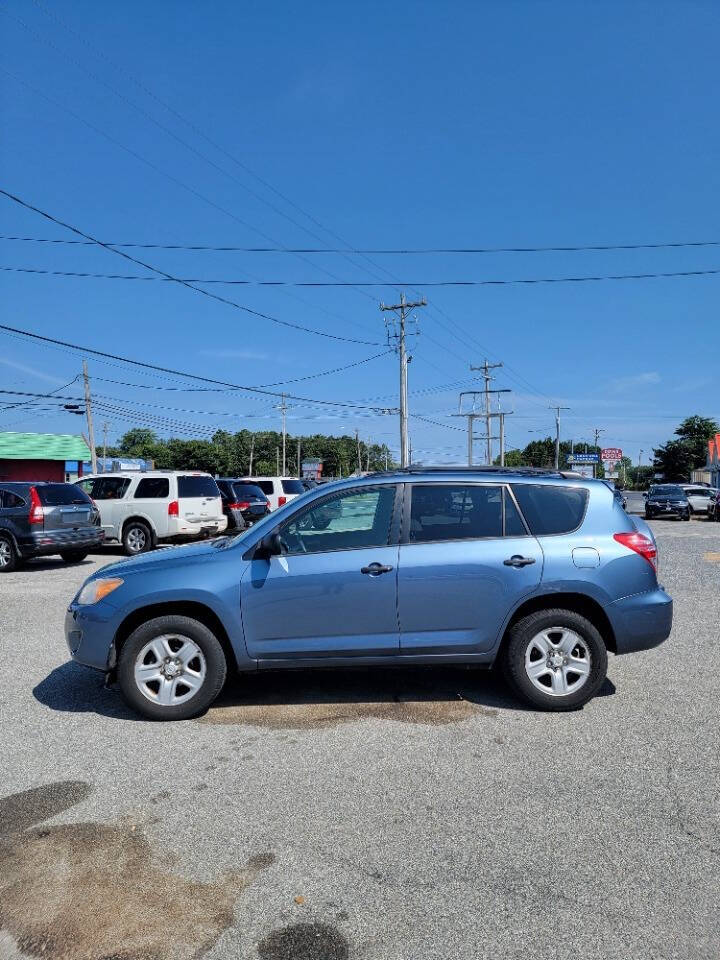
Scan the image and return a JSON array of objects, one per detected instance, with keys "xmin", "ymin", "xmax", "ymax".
[{"xmin": 681, "ymin": 485, "xmax": 718, "ymax": 516}]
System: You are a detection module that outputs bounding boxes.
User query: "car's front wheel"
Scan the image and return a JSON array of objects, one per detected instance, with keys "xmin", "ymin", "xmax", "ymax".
[
  {"xmin": 502, "ymin": 609, "xmax": 608, "ymax": 711},
  {"xmin": 117, "ymin": 615, "xmax": 227, "ymax": 720}
]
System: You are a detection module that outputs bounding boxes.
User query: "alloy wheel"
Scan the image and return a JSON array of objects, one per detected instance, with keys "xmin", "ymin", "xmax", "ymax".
[
  {"xmin": 126, "ymin": 527, "xmax": 147, "ymax": 553},
  {"xmin": 0, "ymin": 538, "xmax": 13, "ymax": 568},
  {"xmin": 524, "ymin": 627, "xmax": 591, "ymax": 697},
  {"xmin": 133, "ymin": 634, "xmax": 207, "ymax": 706}
]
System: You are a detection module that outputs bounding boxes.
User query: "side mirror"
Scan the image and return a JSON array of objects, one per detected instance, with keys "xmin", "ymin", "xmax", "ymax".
[{"xmin": 255, "ymin": 531, "xmax": 283, "ymax": 559}]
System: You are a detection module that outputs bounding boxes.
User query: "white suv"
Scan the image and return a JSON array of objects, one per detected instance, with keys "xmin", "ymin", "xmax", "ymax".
[
  {"xmin": 241, "ymin": 477, "xmax": 306, "ymax": 511},
  {"xmin": 76, "ymin": 472, "xmax": 227, "ymax": 554}
]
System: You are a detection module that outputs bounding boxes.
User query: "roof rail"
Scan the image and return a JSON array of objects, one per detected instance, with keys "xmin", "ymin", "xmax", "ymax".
[{"xmin": 401, "ymin": 464, "xmax": 570, "ymax": 477}]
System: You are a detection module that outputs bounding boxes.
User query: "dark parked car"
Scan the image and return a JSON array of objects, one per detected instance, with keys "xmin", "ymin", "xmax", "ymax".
[
  {"xmin": 602, "ymin": 480, "xmax": 627, "ymax": 511},
  {"xmin": 707, "ymin": 491, "xmax": 720, "ymax": 521},
  {"xmin": 0, "ymin": 481, "xmax": 104, "ymax": 572},
  {"xmin": 216, "ymin": 479, "xmax": 271, "ymax": 531},
  {"xmin": 644, "ymin": 484, "xmax": 690, "ymax": 521}
]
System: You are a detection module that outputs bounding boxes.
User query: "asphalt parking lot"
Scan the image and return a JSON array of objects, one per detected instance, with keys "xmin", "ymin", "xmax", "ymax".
[{"xmin": 1, "ymin": 514, "xmax": 718, "ymax": 960}]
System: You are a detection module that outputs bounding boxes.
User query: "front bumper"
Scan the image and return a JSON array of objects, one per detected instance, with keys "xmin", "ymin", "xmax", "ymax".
[
  {"xmin": 646, "ymin": 504, "xmax": 689, "ymax": 518},
  {"xmin": 607, "ymin": 588, "xmax": 673, "ymax": 655},
  {"xmin": 65, "ymin": 600, "xmax": 121, "ymax": 671},
  {"xmin": 19, "ymin": 528, "xmax": 105, "ymax": 558}
]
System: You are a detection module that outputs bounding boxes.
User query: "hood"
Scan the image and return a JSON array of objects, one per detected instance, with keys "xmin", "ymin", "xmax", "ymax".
[{"xmin": 96, "ymin": 538, "xmax": 224, "ymax": 578}]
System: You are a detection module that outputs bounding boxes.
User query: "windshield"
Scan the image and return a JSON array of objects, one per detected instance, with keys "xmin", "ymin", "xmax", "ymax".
[
  {"xmin": 213, "ymin": 487, "xmax": 329, "ymax": 549},
  {"xmin": 231, "ymin": 482, "xmax": 266, "ymax": 500},
  {"xmin": 649, "ymin": 485, "xmax": 685, "ymax": 497}
]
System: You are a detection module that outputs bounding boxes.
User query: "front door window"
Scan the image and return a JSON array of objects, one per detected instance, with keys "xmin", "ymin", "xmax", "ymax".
[{"xmin": 280, "ymin": 486, "xmax": 396, "ymax": 554}]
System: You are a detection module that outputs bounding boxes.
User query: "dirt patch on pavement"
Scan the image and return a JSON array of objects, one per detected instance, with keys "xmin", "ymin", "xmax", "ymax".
[
  {"xmin": 258, "ymin": 922, "xmax": 349, "ymax": 960},
  {"xmin": 199, "ymin": 669, "xmax": 498, "ymax": 728},
  {"xmin": 0, "ymin": 782, "xmax": 274, "ymax": 960}
]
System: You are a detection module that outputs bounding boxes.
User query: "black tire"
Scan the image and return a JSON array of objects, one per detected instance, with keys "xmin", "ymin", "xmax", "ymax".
[
  {"xmin": 122, "ymin": 520, "xmax": 152, "ymax": 556},
  {"xmin": 501, "ymin": 608, "xmax": 608, "ymax": 712},
  {"xmin": 60, "ymin": 550, "xmax": 89, "ymax": 564},
  {"xmin": 0, "ymin": 533, "xmax": 19, "ymax": 573},
  {"xmin": 683, "ymin": 513, "xmax": 691, "ymax": 521},
  {"xmin": 117, "ymin": 615, "xmax": 227, "ymax": 721}
]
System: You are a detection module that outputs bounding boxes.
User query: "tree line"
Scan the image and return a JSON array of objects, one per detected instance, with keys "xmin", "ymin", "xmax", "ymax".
[{"xmin": 104, "ymin": 428, "xmax": 393, "ymax": 478}]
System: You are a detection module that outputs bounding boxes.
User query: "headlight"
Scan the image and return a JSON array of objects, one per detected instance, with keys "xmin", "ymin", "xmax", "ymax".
[{"xmin": 77, "ymin": 577, "xmax": 124, "ymax": 605}]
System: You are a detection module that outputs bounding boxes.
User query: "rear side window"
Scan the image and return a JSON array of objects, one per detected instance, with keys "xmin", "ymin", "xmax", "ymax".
[
  {"xmin": 177, "ymin": 476, "xmax": 220, "ymax": 498},
  {"xmin": 511, "ymin": 484, "xmax": 588, "ymax": 536},
  {"xmin": 281, "ymin": 479, "xmax": 305, "ymax": 494},
  {"xmin": 1, "ymin": 490, "xmax": 25, "ymax": 508},
  {"xmin": 255, "ymin": 481, "xmax": 274, "ymax": 495},
  {"xmin": 36, "ymin": 484, "xmax": 92, "ymax": 506},
  {"xmin": 134, "ymin": 477, "xmax": 170, "ymax": 499}
]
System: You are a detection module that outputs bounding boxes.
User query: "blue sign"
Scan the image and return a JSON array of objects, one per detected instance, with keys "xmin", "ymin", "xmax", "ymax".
[{"xmin": 568, "ymin": 453, "xmax": 599, "ymax": 463}]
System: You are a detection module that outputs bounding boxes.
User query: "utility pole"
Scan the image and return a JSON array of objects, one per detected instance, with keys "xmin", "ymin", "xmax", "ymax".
[
  {"xmin": 355, "ymin": 429, "xmax": 362, "ymax": 474},
  {"xmin": 380, "ymin": 292, "xmax": 426, "ymax": 468},
  {"xmin": 248, "ymin": 435, "xmax": 254, "ymax": 477},
  {"xmin": 456, "ymin": 389, "xmax": 511, "ymax": 465},
  {"xmin": 82, "ymin": 360, "xmax": 98, "ymax": 475},
  {"xmin": 278, "ymin": 393, "xmax": 288, "ymax": 475},
  {"xmin": 276, "ymin": 446, "xmax": 280, "ymax": 475},
  {"xmin": 593, "ymin": 428, "xmax": 606, "ymax": 478},
  {"xmin": 499, "ymin": 412, "xmax": 506, "ymax": 467},
  {"xmin": 102, "ymin": 422, "xmax": 109, "ymax": 472},
  {"xmin": 550, "ymin": 405, "xmax": 571, "ymax": 470},
  {"xmin": 471, "ymin": 361, "xmax": 503, "ymax": 465},
  {"xmin": 297, "ymin": 438, "xmax": 301, "ymax": 479}
]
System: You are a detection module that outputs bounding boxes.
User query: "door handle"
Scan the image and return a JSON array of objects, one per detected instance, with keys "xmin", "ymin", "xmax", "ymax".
[
  {"xmin": 360, "ymin": 562, "xmax": 394, "ymax": 576},
  {"xmin": 503, "ymin": 555, "xmax": 536, "ymax": 568}
]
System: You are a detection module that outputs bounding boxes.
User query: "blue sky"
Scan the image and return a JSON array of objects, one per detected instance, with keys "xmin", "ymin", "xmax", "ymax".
[{"xmin": 1, "ymin": 0, "xmax": 719, "ymax": 464}]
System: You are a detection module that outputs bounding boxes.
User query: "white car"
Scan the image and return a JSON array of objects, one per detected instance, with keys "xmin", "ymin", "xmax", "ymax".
[
  {"xmin": 76, "ymin": 471, "xmax": 227, "ymax": 554},
  {"xmin": 240, "ymin": 476, "xmax": 306, "ymax": 511},
  {"xmin": 681, "ymin": 485, "xmax": 718, "ymax": 516}
]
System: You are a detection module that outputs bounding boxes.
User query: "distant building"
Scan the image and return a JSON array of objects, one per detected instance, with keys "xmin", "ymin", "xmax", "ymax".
[
  {"xmin": 703, "ymin": 434, "xmax": 720, "ymax": 487},
  {"xmin": 0, "ymin": 431, "xmax": 91, "ymax": 483},
  {"xmin": 81, "ymin": 457, "xmax": 150, "ymax": 474}
]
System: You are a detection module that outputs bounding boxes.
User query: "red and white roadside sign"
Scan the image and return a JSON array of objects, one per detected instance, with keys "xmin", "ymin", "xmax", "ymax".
[{"xmin": 601, "ymin": 447, "xmax": 622, "ymax": 461}]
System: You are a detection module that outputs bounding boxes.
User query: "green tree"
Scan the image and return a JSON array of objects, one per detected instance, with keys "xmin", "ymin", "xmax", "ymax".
[
  {"xmin": 673, "ymin": 415, "xmax": 718, "ymax": 469},
  {"xmin": 652, "ymin": 439, "xmax": 694, "ymax": 482}
]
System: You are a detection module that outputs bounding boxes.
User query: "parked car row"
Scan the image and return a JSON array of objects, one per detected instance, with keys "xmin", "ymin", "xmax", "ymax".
[
  {"xmin": 0, "ymin": 471, "xmax": 314, "ymax": 569},
  {"xmin": 643, "ymin": 484, "xmax": 720, "ymax": 521}
]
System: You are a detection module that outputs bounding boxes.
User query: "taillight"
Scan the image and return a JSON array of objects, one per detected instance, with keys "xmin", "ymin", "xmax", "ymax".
[
  {"xmin": 168, "ymin": 500, "xmax": 179, "ymax": 516},
  {"xmin": 613, "ymin": 532, "xmax": 657, "ymax": 570},
  {"xmin": 28, "ymin": 486, "xmax": 44, "ymax": 524},
  {"xmin": 278, "ymin": 496, "xmax": 287, "ymax": 507},
  {"xmin": 228, "ymin": 501, "xmax": 251, "ymax": 510}
]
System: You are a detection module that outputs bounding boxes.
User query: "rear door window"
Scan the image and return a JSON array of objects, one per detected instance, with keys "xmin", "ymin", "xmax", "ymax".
[
  {"xmin": 134, "ymin": 477, "xmax": 170, "ymax": 499},
  {"xmin": 232, "ymin": 483, "xmax": 267, "ymax": 500},
  {"xmin": 409, "ymin": 484, "xmax": 504, "ymax": 542},
  {"xmin": 255, "ymin": 481, "xmax": 274, "ymax": 495},
  {"xmin": 36, "ymin": 484, "xmax": 92, "ymax": 506},
  {"xmin": 510, "ymin": 484, "xmax": 588, "ymax": 535},
  {"xmin": 177, "ymin": 476, "xmax": 220, "ymax": 498},
  {"xmin": 93, "ymin": 477, "xmax": 131, "ymax": 500}
]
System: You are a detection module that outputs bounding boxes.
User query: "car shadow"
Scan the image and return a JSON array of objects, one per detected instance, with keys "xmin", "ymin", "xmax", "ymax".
[
  {"xmin": 34, "ymin": 662, "xmax": 617, "ymax": 724},
  {"xmin": 13, "ymin": 557, "xmax": 98, "ymax": 573}
]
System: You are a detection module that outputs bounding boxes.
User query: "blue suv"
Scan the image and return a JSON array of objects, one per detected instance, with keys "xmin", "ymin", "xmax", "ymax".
[{"xmin": 65, "ymin": 468, "xmax": 672, "ymax": 719}]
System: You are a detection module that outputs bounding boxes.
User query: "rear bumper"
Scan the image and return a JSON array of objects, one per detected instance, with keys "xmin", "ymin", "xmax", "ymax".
[
  {"xmin": 167, "ymin": 516, "xmax": 228, "ymax": 538},
  {"xmin": 606, "ymin": 588, "xmax": 673, "ymax": 655},
  {"xmin": 18, "ymin": 528, "xmax": 105, "ymax": 558}
]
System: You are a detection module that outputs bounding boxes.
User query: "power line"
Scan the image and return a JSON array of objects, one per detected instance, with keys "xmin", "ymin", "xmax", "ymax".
[
  {"xmin": 6, "ymin": 263, "xmax": 720, "ymax": 286},
  {"xmin": 0, "ymin": 324, "xmax": 396, "ymax": 412},
  {"xmin": 4, "ymin": 234, "xmax": 718, "ymax": 255},
  {"xmin": 0, "ymin": 189, "xmax": 379, "ymax": 346}
]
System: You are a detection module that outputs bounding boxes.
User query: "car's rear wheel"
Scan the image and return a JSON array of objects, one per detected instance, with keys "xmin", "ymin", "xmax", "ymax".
[
  {"xmin": 502, "ymin": 609, "xmax": 608, "ymax": 711},
  {"xmin": 60, "ymin": 550, "xmax": 89, "ymax": 564},
  {"xmin": 117, "ymin": 615, "xmax": 227, "ymax": 720},
  {"xmin": 0, "ymin": 534, "xmax": 18, "ymax": 573},
  {"xmin": 122, "ymin": 521, "xmax": 152, "ymax": 555}
]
